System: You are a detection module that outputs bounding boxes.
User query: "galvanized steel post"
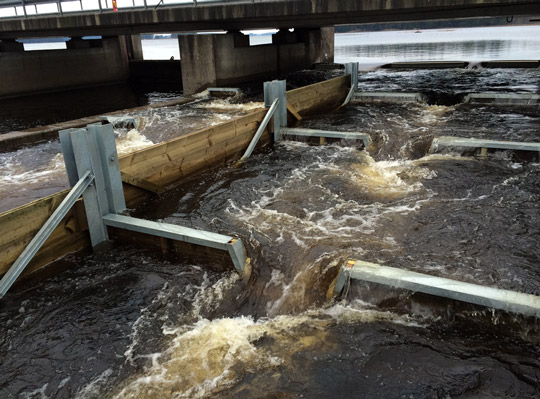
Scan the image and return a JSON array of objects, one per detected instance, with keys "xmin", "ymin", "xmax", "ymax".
[{"xmin": 263, "ymin": 80, "xmax": 287, "ymax": 142}]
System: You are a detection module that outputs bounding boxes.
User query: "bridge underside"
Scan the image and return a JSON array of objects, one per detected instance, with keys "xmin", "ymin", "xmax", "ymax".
[
  {"xmin": 0, "ymin": 0, "xmax": 539, "ymax": 38},
  {"xmin": 0, "ymin": 0, "xmax": 538, "ymax": 98}
]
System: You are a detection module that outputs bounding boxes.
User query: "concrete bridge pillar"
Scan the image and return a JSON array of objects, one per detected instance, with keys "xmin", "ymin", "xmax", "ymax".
[
  {"xmin": 124, "ymin": 34, "xmax": 144, "ymax": 60},
  {"xmin": 274, "ymin": 27, "xmax": 334, "ymax": 73},
  {"xmin": 179, "ymin": 27, "xmax": 334, "ymax": 95}
]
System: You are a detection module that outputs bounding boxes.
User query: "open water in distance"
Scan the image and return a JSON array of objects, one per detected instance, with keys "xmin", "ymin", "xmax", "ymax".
[
  {"xmin": 139, "ymin": 25, "xmax": 540, "ymax": 64},
  {"xmin": 1, "ymin": 26, "xmax": 540, "ymax": 398}
]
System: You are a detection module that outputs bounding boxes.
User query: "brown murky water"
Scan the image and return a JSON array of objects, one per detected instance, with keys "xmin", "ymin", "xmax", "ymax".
[{"xmin": 1, "ymin": 68, "xmax": 540, "ymax": 398}]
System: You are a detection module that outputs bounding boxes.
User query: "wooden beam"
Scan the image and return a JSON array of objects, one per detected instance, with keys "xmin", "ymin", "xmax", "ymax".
[
  {"xmin": 121, "ymin": 171, "xmax": 165, "ymax": 194},
  {"xmin": 286, "ymin": 101, "xmax": 303, "ymax": 121}
]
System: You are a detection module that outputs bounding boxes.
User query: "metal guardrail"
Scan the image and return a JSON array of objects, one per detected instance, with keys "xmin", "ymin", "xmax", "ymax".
[{"xmin": 0, "ymin": 0, "xmax": 264, "ymax": 19}]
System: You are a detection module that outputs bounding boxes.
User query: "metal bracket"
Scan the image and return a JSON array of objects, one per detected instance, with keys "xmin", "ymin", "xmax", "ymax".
[
  {"xmin": 60, "ymin": 124, "xmax": 126, "ymax": 246},
  {"xmin": 342, "ymin": 62, "xmax": 359, "ymax": 107},
  {"xmin": 281, "ymin": 127, "xmax": 371, "ymax": 149},
  {"xmin": 102, "ymin": 214, "xmax": 249, "ymax": 275}
]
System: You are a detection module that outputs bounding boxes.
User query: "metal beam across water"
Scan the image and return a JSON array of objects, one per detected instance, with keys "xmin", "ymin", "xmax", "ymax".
[
  {"xmin": 431, "ymin": 136, "xmax": 540, "ymax": 154},
  {"xmin": 352, "ymin": 92, "xmax": 426, "ymax": 104},
  {"xmin": 464, "ymin": 93, "xmax": 540, "ymax": 105},
  {"xmin": 281, "ymin": 128, "xmax": 370, "ymax": 148},
  {"xmin": 333, "ymin": 260, "xmax": 540, "ymax": 318},
  {"xmin": 102, "ymin": 214, "xmax": 248, "ymax": 274}
]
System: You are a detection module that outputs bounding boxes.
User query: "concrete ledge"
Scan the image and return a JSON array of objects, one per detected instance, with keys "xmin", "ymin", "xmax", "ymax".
[
  {"xmin": 333, "ymin": 260, "xmax": 540, "ymax": 318},
  {"xmin": 281, "ymin": 127, "xmax": 370, "ymax": 148},
  {"xmin": 382, "ymin": 61, "xmax": 468, "ymax": 69},
  {"xmin": 463, "ymin": 93, "xmax": 540, "ymax": 106},
  {"xmin": 481, "ymin": 60, "xmax": 540, "ymax": 68},
  {"xmin": 430, "ymin": 136, "xmax": 540, "ymax": 153},
  {"xmin": 352, "ymin": 92, "xmax": 425, "ymax": 104},
  {"xmin": 208, "ymin": 87, "xmax": 241, "ymax": 97},
  {"xmin": 0, "ymin": 97, "xmax": 194, "ymax": 153}
]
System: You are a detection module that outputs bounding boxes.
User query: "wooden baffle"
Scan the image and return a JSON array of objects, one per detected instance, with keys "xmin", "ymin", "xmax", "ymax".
[
  {"xmin": 0, "ymin": 75, "xmax": 352, "ymax": 285},
  {"xmin": 0, "ymin": 109, "xmax": 269, "ymax": 281},
  {"xmin": 287, "ymin": 75, "xmax": 350, "ymax": 118}
]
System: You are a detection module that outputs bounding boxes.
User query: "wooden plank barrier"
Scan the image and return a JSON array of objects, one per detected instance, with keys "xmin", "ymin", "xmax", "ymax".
[
  {"xmin": 287, "ymin": 75, "xmax": 350, "ymax": 117},
  {"xmin": 0, "ymin": 108, "xmax": 269, "ymax": 279},
  {"xmin": 0, "ymin": 75, "xmax": 351, "ymax": 282}
]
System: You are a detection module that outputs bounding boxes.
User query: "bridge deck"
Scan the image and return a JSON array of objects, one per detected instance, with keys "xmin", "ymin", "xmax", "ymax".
[{"xmin": 1, "ymin": 0, "xmax": 539, "ymax": 38}]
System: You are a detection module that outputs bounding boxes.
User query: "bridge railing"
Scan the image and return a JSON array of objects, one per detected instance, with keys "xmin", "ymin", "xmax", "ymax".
[{"xmin": 0, "ymin": 0, "xmax": 263, "ymax": 19}]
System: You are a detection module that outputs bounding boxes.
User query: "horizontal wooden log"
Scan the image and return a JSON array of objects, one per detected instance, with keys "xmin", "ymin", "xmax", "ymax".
[{"xmin": 121, "ymin": 172, "xmax": 165, "ymax": 194}]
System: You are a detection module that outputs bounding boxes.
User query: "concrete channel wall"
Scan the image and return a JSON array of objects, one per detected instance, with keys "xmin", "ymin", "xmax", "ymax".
[
  {"xmin": 0, "ymin": 37, "xmax": 130, "ymax": 98},
  {"xmin": 0, "ymin": 75, "xmax": 350, "ymax": 282}
]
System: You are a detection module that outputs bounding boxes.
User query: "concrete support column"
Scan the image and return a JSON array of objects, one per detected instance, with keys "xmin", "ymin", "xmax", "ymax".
[
  {"xmin": 309, "ymin": 26, "xmax": 335, "ymax": 64},
  {"xmin": 178, "ymin": 34, "xmax": 218, "ymax": 95},
  {"xmin": 125, "ymin": 34, "xmax": 144, "ymax": 60},
  {"xmin": 275, "ymin": 27, "xmax": 334, "ymax": 73},
  {"xmin": 179, "ymin": 27, "xmax": 334, "ymax": 96},
  {"xmin": 179, "ymin": 32, "xmax": 276, "ymax": 95}
]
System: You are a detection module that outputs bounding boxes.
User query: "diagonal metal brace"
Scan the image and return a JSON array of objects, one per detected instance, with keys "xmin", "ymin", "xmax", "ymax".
[{"xmin": 0, "ymin": 170, "xmax": 94, "ymax": 298}]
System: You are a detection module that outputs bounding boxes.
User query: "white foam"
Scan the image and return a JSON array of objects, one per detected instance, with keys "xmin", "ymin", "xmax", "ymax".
[
  {"xmin": 115, "ymin": 129, "xmax": 155, "ymax": 155},
  {"xmin": 21, "ymin": 383, "xmax": 49, "ymax": 399},
  {"xmin": 74, "ymin": 368, "xmax": 113, "ymax": 399},
  {"xmin": 194, "ymin": 98, "xmax": 264, "ymax": 112},
  {"xmin": 112, "ymin": 301, "xmax": 423, "ymax": 398}
]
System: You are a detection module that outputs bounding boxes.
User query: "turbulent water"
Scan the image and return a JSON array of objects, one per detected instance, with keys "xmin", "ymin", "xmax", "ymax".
[
  {"xmin": 0, "ymin": 83, "xmax": 183, "ymax": 135},
  {"xmin": 0, "ymin": 96, "xmax": 263, "ymax": 212},
  {"xmin": 1, "ymin": 29, "xmax": 540, "ymax": 399}
]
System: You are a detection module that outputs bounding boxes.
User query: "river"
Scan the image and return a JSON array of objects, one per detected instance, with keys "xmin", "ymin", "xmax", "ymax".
[{"xmin": 1, "ymin": 26, "xmax": 540, "ymax": 398}]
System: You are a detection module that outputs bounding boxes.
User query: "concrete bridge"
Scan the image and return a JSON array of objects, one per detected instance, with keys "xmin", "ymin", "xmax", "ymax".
[{"xmin": 0, "ymin": 0, "xmax": 539, "ymax": 97}]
